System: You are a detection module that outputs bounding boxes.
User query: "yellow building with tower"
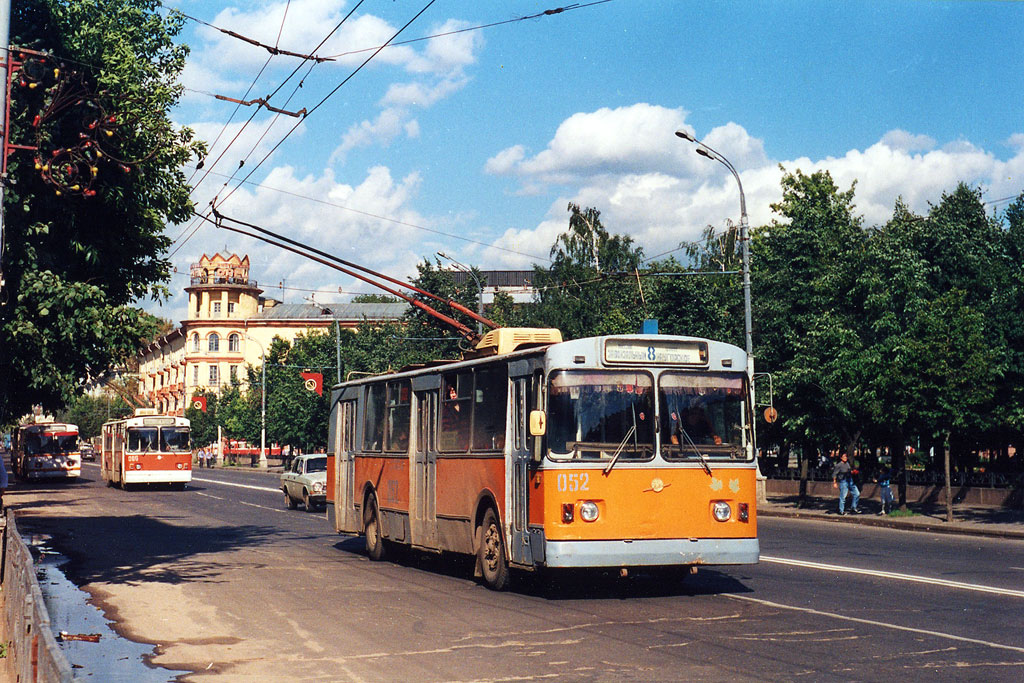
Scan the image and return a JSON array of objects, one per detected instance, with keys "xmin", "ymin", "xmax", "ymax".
[{"xmin": 136, "ymin": 253, "xmax": 407, "ymax": 414}]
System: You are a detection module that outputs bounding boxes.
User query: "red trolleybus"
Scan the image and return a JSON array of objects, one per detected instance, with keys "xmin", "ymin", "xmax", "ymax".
[
  {"xmin": 101, "ymin": 410, "xmax": 192, "ymax": 489},
  {"xmin": 11, "ymin": 419, "xmax": 82, "ymax": 480},
  {"xmin": 328, "ymin": 329, "xmax": 759, "ymax": 590}
]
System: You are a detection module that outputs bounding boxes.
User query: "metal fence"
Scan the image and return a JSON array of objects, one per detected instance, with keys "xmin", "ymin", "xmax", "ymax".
[{"xmin": 1, "ymin": 512, "xmax": 74, "ymax": 682}]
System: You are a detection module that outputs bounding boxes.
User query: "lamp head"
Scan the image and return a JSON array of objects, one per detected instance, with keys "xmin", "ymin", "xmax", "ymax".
[{"xmin": 675, "ymin": 130, "xmax": 695, "ymax": 142}]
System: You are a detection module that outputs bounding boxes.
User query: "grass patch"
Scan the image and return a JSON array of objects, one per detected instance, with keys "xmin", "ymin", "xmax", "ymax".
[{"xmin": 886, "ymin": 508, "xmax": 919, "ymax": 518}]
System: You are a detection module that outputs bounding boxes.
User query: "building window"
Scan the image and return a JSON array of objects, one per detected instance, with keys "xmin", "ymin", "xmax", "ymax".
[
  {"xmin": 230, "ymin": 365, "xmax": 238, "ymax": 383},
  {"xmin": 191, "ymin": 333, "xmax": 200, "ymax": 352},
  {"xmin": 229, "ymin": 333, "xmax": 241, "ymax": 352},
  {"xmin": 228, "ymin": 302, "xmax": 236, "ymax": 314},
  {"xmin": 213, "ymin": 301, "xmax": 221, "ymax": 314},
  {"xmin": 209, "ymin": 365, "xmax": 219, "ymax": 386},
  {"xmin": 192, "ymin": 365, "xmax": 199, "ymax": 385},
  {"xmin": 208, "ymin": 333, "xmax": 220, "ymax": 352}
]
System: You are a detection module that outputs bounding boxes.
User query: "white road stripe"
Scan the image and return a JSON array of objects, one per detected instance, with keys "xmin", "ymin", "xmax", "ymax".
[
  {"xmin": 727, "ymin": 594, "xmax": 1024, "ymax": 654},
  {"xmin": 191, "ymin": 476, "xmax": 280, "ymax": 493},
  {"xmin": 194, "ymin": 492, "xmax": 225, "ymax": 501},
  {"xmin": 239, "ymin": 500, "xmax": 289, "ymax": 514},
  {"xmin": 761, "ymin": 555, "xmax": 1024, "ymax": 599}
]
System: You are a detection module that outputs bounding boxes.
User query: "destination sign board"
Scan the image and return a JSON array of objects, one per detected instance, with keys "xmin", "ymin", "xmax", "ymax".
[{"xmin": 604, "ymin": 339, "xmax": 708, "ymax": 366}]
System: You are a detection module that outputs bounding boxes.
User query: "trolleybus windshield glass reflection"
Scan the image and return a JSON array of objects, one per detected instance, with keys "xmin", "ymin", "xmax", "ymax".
[
  {"xmin": 547, "ymin": 371, "xmax": 655, "ymax": 460},
  {"xmin": 24, "ymin": 431, "xmax": 79, "ymax": 455},
  {"xmin": 160, "ymin": 427, "xmax": 191, "ymax": 452},
  {"xmin": 659, "ymin": 372, "xmax": 749, "ymax": 460}
]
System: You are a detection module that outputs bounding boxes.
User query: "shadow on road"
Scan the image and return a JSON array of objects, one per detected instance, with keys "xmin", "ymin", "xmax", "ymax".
[
  {"xmin": 14, "ymin": 512, "xmax": 279, "ymax": 586},
  {"xmin": 332, "ymin": 536, "xmax": 753, "ymax": 599}
]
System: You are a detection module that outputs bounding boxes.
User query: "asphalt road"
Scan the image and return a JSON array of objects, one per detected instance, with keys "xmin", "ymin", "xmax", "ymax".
[{"xmin": 8, "ymin": 463, "xmax": 1024, "ymax": 682}]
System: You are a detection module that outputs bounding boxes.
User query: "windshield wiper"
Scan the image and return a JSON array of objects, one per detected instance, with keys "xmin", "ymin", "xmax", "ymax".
[
  {"xmin": 676, "ymin": 423, "xmax": 712, "ymax": 476},
  {"xmin": 598, "ymin": 405, "xmax": 638, "ymax": 475}
]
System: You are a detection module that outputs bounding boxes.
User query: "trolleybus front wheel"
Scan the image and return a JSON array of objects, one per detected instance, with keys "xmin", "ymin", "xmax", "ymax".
[
  {"xmin": 478, "ymin": 508, "xmax": 510, "ymax": 591},
  {"xmin": 364, "ymin": 493, "xmax": 387, "ymax": 561}
]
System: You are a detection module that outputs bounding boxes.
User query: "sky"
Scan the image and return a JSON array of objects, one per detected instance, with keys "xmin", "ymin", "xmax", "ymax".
[{"xmin": 150, "ymin": 0, "xmax": 1024, "ymax": 322}]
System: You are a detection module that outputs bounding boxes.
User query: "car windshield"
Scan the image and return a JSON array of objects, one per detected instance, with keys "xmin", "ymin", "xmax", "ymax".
[
  {"xmin": 127, "ymin": 427, "xmax": 159, "ymax": 453},
  {"xmin": 161, "ymin": 427, "xmax": 190, "ymax": 452},
  {"xmin": 546, "ymin": 371, "xmax": 655, "ymax": 461},
  {"xmin": 305, "ymin": 457, "xmax": 327, "ymax": 473},
  {"xmin": 659, "ymin": 372, "xmax": 750, "ymax": 461}
]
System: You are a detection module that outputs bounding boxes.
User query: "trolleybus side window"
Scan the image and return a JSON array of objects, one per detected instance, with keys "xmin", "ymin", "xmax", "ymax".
[
  {"xmin": 440, "ymin": 371, "xmax": 472, "ymax": 452},
  {"xmin": 659, "ymin": 372, "xmax": 749, "ymax": 460},
  {"xmin": 385, "ymin": 380, "xmax": 411, "ymax": 452},
  {"xmin": 363, "ymin": 384, "xmax": 386, "ymax": 451},
  {"xmin": 472, "ymin": 366, "xmax": 508, "ymax": 451},
  {"xmin": 546, "ymin": 371, "xmax": 654, "ymax": 461}
]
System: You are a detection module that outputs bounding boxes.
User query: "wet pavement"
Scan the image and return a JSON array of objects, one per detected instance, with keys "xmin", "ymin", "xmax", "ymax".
[
  {"xmin": 761, "ymin": 493, "xmax": 1024, "ymax": 539},
  {"xmin": 30, "ymin": 537, "xmax": 187, "ymax": 682}
]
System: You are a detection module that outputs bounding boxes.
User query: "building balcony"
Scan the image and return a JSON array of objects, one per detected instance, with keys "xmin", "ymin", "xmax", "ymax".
[{"xmin": 190, "ymin": 276, "xmax": 258, "ymax": 288}]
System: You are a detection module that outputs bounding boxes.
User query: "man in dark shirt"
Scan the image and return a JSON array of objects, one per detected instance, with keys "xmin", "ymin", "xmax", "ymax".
[{"xmin": 831, "ymin": 452, "xmax": 861, "ymax": 514}]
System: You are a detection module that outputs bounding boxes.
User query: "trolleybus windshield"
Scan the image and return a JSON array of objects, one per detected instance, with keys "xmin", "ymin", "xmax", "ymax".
[
  {"xmin": 547, "ymin": 371, "xmax": 655, "ymax": 461},
  {"xmin": 25, "ymin": 430, "xmax": 78, "ymax": 455},
  {"xmin": 659, "ymin": 372, "xmax": 750, "ymax": 460},
  {"xmin": 127, "ymin": 428, "xmax": 160, "ymax": 452},
  {"xmin": 160, "ymin": 427, "xmax": 191, "ymax": 452}
]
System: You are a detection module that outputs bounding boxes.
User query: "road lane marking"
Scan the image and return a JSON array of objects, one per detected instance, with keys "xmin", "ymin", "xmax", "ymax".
[
  {"xmin": 761, "ymin": 555, "xmax": 1024, "ymax": 599},
  {"xmin": 239, "ymin": 501, "xmax": 289, "ymax": 514},
  {"xmin": 191, "ymin": 476, "xmax": 280, "ymax": 493},
  {"xmin": 726, "ymin": 594, "xmax": 1024, "ymax": 654},
  {"xmin": 194, "ymin": 492, "xmax": 226, "ymax": 501}
]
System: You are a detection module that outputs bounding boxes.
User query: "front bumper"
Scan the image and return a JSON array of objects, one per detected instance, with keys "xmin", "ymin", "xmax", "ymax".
[{"xmin": 541, "ymin": 537, "xmax": 759, "ymax": 568}]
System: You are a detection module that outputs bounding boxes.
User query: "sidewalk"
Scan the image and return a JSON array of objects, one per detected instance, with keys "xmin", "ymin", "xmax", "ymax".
[{"xmin": 760, "ymin": 494, "xmax": 1024, "ymax": 540}]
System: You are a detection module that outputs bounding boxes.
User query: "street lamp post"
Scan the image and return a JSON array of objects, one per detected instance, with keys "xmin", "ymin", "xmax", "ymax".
[
  {"xmin": 675, "ymin": 130, "xmax": 763, "ymax": 499},
  {"xmin": 244, "ymin": 334, "xmax": 267, "ymax": 468},
  {"xmin": 437, "ymin": 252, "xmax": 484, "ymax": 335}
]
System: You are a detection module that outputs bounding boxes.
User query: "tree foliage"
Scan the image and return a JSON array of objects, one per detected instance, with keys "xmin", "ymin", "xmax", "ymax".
[{"xmin": 0, "ymin": 0, "xmax": 203, "ymax": 424}]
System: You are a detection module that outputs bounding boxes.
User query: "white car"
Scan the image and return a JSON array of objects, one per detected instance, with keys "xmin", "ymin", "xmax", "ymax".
[{"xmin": 280, "ymin": 455, "xmax": 327, "ymax": 512}]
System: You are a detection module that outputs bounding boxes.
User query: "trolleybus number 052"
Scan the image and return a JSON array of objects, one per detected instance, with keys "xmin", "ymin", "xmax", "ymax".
[{"xmin": 557, "ymin": 472, "xmax": 589, "ymax": 492}]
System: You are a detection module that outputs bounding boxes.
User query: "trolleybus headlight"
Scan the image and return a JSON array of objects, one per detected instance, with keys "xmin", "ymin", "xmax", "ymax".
[
  {"xmin": 579, "ymin": 501, "xmax": 600, "ymax": 522},
  {"xmin": 135, "ymin": 463, "xmax": 142, "ymax": 470},
  {"xmin": 712, "ymin": 501, "xmax": 732, "ymax": 522},
  {"xmin": 176, "ymin": 463, "xmax": 183, "ymax": 470}
]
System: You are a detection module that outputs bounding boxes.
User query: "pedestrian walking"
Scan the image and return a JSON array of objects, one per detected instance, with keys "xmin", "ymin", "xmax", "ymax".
[
  {"xmin": 832, "ymin": 452, "xmax": 861, "ymax": 514},
  {"xmin": 876, "ymin": 465, "xmax": 894, "ymax": 515},
  {"xmin": 197, "ymin": 447, "xmax": 207, "ymax": 469}
]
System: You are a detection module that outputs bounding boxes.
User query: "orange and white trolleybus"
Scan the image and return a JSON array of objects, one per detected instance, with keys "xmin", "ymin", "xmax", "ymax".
[
  {"xmin": 11, "ymin": 419, "xmax": 82, "ymax": 480},
  {"xmin": 101, "ymin": 409, "xmax": 192, "ymax": 489},
  {"xmin": 327, "ymin": 329, "xmax": 759, "ymax": 590}
]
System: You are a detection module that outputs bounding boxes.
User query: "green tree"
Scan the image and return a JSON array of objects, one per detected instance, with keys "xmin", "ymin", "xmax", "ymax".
[
  {"xmin": 0, "ymin": 0, "xmax": 203, "ymax": 424},
  {"xmin": 531, "ymin": 203, "xmax": 644, "ymax": 339}
]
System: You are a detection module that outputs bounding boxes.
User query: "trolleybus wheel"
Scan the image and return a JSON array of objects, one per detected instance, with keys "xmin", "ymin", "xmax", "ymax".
[
  {"xmin": 364, "ymin": 493, "xmax": 387, "ymax": 561},
  {"xmin": 284, "ymin": 489, "xmax": 298, "ymax": 509},
  {"xmin": 478, "ymin": 507, "xmax": 510, "ymax": 591}
]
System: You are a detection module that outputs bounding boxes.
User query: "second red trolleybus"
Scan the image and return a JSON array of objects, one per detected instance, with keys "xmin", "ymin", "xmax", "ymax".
[
  {"xmin": 11, "ymin": 419, "xmax": 82, "ymax": 480},
  {"xmin": 327, "ymin": 329, "xmax": 759, "ymax": 590},
  {"xmin": 101, "ymin": 410, "xmax": 192, "ymax": 489}
]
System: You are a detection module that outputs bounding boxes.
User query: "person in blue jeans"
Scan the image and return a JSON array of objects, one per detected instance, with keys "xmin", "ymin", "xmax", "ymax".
[
  {"xmin": 831, "ymin": 452, "xmax": 861, "ymax": 514},
  {"xmin": 876, "ymin": 465, "xmax": 894, "ymax": 515}
]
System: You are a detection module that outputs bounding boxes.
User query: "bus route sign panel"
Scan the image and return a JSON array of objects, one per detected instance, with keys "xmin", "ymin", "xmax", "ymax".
[{"xmin": 604, "ymin": 339, "xmax": 708, "ymax": 366}]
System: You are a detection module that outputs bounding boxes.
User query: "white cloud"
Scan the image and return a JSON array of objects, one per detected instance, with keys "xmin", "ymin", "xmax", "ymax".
[{"xmin": 479, "ymin": 105, "xmax": 1024, "ymax": 270}]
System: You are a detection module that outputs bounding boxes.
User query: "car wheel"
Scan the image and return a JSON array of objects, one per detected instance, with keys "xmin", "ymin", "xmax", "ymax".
[
  {"xmin": 284, "ymin": 488, "xmax": 298, "ymax": 509},
  {"xmin": 478, "ymin": 507, "xmax": 510, "ymax": 591},
  {"xmin": 303, "ymin": 489, "xmax": 319, "ymax": 513},
  {"xmin": 364, "ymin": 492, "xmax": 387, "ymax": 561}
]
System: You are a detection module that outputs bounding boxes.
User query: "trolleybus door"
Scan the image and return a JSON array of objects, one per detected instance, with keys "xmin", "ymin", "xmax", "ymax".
[
  {"xmin": 413, "ymin": 390, "xmax": 439, "ymax": 548},
  {"xmin": 335, "ymin": 400, "xmax": 359, "ymax": 533}
]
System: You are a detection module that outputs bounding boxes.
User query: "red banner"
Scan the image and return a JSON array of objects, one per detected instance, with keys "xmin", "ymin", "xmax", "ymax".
[
  {"xmin": 191, "ymin": 395, "xmax": 207, "ymax": 412},
  {"xmin": 300, "ymin": 372, "xmax": 323, "ymax": 396}
]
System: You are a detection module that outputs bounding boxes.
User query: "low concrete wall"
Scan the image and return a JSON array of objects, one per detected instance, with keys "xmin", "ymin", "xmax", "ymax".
[
  {"xmin": 1, "ymin": 512, "xmax": 74, "ymax": 682},
  {"xmin": 766, "ymin": 478, "xmax": 1023, "ymax": 508}
]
